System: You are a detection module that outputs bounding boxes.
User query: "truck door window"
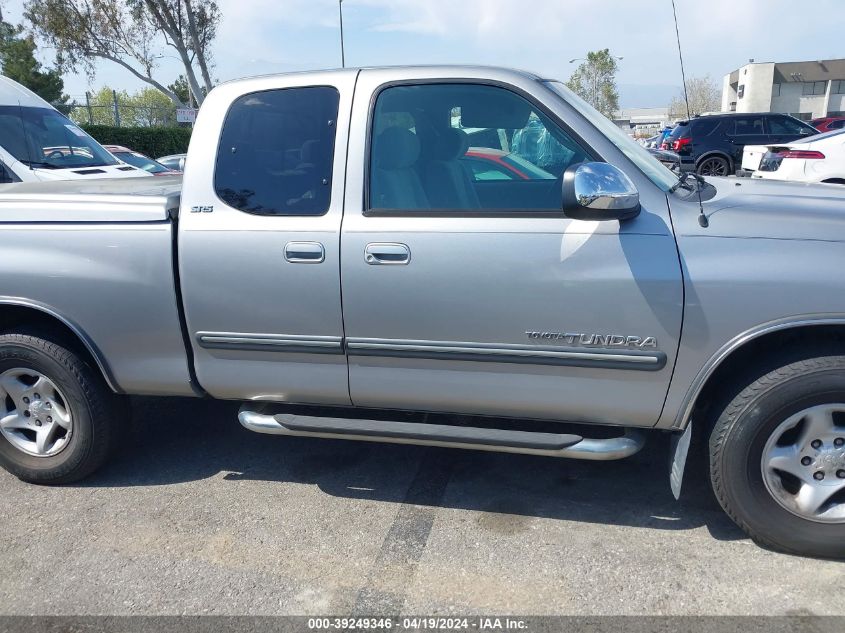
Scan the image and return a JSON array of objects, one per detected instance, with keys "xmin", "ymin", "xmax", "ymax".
[
  {"xmin": 214, "ymin": 86, "xmax": 340, "ymax": 216},
  {"xmin": 368, "ymin": 83, "xmax": 589, "ymax": 213}
]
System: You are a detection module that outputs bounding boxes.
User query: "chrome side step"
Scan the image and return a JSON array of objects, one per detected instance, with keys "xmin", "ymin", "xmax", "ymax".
[{"xmin": 238, "ymin": 406, "xmax": 645, "ymax": 460}]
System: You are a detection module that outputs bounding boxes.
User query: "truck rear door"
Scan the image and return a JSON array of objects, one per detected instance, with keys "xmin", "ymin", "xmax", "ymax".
[{"xmin": 178, "ymin": 70, "xmax": 356, "ymax": 404}]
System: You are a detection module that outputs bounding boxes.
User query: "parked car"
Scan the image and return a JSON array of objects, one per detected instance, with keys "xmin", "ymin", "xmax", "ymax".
[
  {"xmin": 104, "ymin": 145, "xmax": 181, "ymax": 176},
  {"xmin": 742, "ymin": 128, "xmax": 845, "ymax": 184},
  {"xmin": 647, "ymin": 147, "xmax": 680, "ymax": 172},
  {"xmin": 156, "ymin": 153, "xmax": 187, "ymax": 171},
  {"xmin": 0, "ymin": 76, "xmax": 150, "ymax": 183},
  {"xmin": 641, "ymin": 133, "xmax": 662, "ymax": 149},
  {"xmin": 661, "ymin": 112, "xmax": 817, "ymax": 176},
  {"xmin": 461, "ymin": 147, "xmax": 555, "ymax": 181},
  {"xmin": 1, "ymin": 66, "xmax": 845, "ymax": 558},
  {"xmin": 810, "ymin": 116, "xmax": 845, "ymax": 133}
]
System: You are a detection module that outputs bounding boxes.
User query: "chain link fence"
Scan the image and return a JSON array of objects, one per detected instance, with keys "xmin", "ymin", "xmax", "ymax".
[{"xmin": 64, "ymin": 91, "xmax": 193, "ymax": 128}]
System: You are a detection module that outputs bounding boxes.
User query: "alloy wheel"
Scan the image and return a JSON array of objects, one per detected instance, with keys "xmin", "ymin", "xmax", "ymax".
[
  {"xmin": 762, "ymin": 403, "xmax": 845, "ymax": 523},
  {"xmin": 0, "ymin": 368, "xmax": 73, "ymax": 457},
  {"xmin": 698, "ymin": 158, "xmax": 728, "ymax": 176}
]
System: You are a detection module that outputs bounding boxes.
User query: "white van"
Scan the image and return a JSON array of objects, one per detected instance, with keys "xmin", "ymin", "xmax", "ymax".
[{"xmin": 0, "ymin": 76, "xmax": 151, "ymax": 183}]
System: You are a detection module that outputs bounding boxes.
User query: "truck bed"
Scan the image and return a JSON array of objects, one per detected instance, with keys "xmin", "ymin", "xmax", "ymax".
[{"xmin": 0, "ymin": 175, "xmax": 194, "ymax": 396}]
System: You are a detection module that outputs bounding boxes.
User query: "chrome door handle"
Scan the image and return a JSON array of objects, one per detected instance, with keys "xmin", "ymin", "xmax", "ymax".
[
  {"xmin": 284, "ymin": 241, "xmax": 325, "ymax": 263},
  {"xmin": 365, "ymin": 242, "xmax": 411, "ymax": 265}
]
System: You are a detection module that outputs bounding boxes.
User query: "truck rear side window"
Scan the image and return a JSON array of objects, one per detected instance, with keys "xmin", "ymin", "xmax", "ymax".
[{"xmin": 214, "ymin": 86, "xmax": 339, "ymax": 216}]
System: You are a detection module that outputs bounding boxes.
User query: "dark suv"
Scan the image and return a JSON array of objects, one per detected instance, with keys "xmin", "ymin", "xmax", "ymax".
[{"xmin": 661, "ymin": 112, "xmax": 818, "ymax": 176}]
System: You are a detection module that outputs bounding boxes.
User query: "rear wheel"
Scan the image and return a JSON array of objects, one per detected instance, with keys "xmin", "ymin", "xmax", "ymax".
[
  {"xmin": 710, "ymin": 354, "xmax": 845, "ymax": 558},
  {"xmin": 0, "ymin": 331, "xmax": 121, "ymax": 484},
  {"xmin": 697, "ymin": 156, "xmax": 730, "ymax": 176}
]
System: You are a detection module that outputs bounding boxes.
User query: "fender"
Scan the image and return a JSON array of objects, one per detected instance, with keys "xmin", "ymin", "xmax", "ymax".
[
  {"xmin": 0, "ymin": 295, "xmax": 122, "ymax": 393},
  {"xmin": 673, "ymin": 313, "xmax": 845, "ymax": 431},
  {"xmin": 667, "ymin": 314, "xmax": 845, "ymax": 497}
]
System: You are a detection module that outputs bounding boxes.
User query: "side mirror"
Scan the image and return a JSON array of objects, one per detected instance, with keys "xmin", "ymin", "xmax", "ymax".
[{"xmin": 562, "ymin": 162, "xmax": 640, "ymax": 221}]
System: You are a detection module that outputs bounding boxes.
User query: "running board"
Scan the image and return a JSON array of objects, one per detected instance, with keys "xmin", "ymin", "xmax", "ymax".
[{"xmin": 238, "ymin": 406, "xmax": 645, "ymax": 460}]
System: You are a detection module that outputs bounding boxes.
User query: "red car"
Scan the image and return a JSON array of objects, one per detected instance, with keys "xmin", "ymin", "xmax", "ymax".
[
  {"xmin": 461, "ymin": 147, "xmax": 555, "ymax": 181},
  {"xmin": 103, "ymin": 145, "xmax": 182, "ymax": 176},
  {"xmin": 810, "ymin": 116, "xmax": 845, "ymax": 133}
]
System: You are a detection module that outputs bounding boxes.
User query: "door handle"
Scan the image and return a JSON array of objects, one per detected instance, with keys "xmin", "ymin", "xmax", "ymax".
[
  {"xmin": 285, "ymin": 241, "xmax": 325, "ymax": 263},
  {"xmin": 365, "ymin": 242, "xmax": 411, "ymax": 265}
]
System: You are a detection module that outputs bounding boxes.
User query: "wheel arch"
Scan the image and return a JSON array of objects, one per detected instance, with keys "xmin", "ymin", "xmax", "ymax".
[
  {"xmin": 674, "ymin": 317, "xmax": 845, "ymax": 431},
  {"xmin": 695, "ymin": 150, "xmax": 733, "ymax": 172},
  {"xmin": 0, "ymin": 297, "xmax": 121, "ymax": 394}
]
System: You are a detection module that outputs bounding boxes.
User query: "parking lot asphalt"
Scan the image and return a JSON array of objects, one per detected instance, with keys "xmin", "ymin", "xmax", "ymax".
[{"xmin": 1, "ymin": 396, "xmax": 843, "ymax": 616}]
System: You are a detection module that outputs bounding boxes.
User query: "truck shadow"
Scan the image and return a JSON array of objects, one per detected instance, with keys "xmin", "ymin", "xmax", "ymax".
[{"xmin": 80, "ymin": 397, "xmax": 744, "ymax": 543}]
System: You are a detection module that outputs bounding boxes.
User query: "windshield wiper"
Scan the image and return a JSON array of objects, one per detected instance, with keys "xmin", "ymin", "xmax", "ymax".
[
  {"xmin": 669, "ymin": 170, "xmax": 706, "ymax": 193},
  {"xmin": 669, "ymin": 171, "xmax": 690, "ymax": 192},
  {"xmin": 20, "ymin": 160, "xmax": 60, "ymax": 169}
]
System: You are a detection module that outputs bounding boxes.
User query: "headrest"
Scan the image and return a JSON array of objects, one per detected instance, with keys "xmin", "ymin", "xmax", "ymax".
[
  {"xmin": 374, "ymin": 127, "xmax": 420, "ymax": 170},
  {"xmin": 426, "ymin": 128, "xmax": 470, "ymax": 161}
]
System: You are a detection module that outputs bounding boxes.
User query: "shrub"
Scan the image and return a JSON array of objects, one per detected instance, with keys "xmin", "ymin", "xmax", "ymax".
[{"xmin": 81, "ymin": 125, "xmax": 192, "ymax": 159}]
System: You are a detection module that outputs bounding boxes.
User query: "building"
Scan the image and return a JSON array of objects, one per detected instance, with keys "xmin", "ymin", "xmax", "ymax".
[
  {"xmin": 722, "ymin": 58, "xmax": 845, "ymax": 120},
  {"xmin": 613, "ymin": 107, "xmax": 670, "ymax": 137}
]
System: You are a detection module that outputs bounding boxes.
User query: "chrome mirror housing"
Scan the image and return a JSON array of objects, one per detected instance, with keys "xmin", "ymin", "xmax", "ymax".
[{"xmin": 562, "ymin": 162, "xmax": 641, "ymax": 221}]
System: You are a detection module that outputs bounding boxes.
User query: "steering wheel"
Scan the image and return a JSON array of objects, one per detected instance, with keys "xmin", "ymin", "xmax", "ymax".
[{"xmin": 46, "ymin": 150, "xmax": 65, "ymax": 159}]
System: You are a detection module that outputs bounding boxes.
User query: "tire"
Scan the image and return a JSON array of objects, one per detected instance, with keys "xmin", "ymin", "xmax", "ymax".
[
  {"xmin": 710, "ymin": 353, "xmax": 845, "ymax": 558},
  {"xmin": 0, "ymin": 330, "xmax": 121, "ymax": 484},
  {"xmin": 696, "ymin": 155, "xmax": 731, "ymax": 177}
]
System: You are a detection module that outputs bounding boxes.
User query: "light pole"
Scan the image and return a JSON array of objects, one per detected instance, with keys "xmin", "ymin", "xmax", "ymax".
[{"xmin": 339, "ymin": 0, "xmax": 346, "ymax": 68}]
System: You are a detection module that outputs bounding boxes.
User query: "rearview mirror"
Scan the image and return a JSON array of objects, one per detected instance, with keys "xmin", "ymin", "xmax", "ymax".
[{"xmin": 562, "ymin": 162, "xmax": 640, "ymax": 221}]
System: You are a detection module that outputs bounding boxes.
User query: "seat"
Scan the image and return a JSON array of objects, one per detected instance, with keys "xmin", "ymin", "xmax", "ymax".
[
  {"xmin": 422, "ymin": 128, "xmax": 480, "ymax": 209},
  {"xmin": 371, "ymin": 127, "xmax": 429, "ymax": 209}
]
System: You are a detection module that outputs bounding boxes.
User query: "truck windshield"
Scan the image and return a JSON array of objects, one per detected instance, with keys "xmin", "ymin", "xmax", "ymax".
[
  {"xmin": 544, "ymin": 81, "xmax": 679, "ymax": 192},
  {"xmin": 0, "ymin": 106, "xmax": 118, "ymax": 169}
]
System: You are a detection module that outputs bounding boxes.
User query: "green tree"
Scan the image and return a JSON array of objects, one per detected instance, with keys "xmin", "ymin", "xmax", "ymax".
[
  {"xmin": 70, "ymin": 86, "xmax": 131, "ymax": 126},
  {"xmin": 168, "ymin": 73, "xmax": 207, "ymax": 107},
  {"xmin": 0, "ymin": 8, "xmax": 68, "ymax": 108},
  {"xmin": 126, "ymin": 86, "xmax": 176, "ymax": 126},
  {"xmin": 566, "ymin": 49, "xmax": 620, "ymax": 119},
  {"xmin": 24, "ymin": 0, "xmax": 220, "ymax": 106},
  {"xmin": 168, "ymin": 74, "xmax": 191, "ymax": 104}
]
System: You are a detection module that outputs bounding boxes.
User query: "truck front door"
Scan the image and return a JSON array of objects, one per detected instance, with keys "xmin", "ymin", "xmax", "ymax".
[
  {"xmin": 339, "ymin": 71, "xmax": 683, "ymax": 426},
  {"xmin": 179, "ymin": 72, "xmax": 355, "ymax": 404}
]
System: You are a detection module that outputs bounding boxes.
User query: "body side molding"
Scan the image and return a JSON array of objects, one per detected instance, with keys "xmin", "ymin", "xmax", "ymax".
[
  {"xmin": 347, "ymin": 337, "xmax": 666, "ymax": 371},
  {"xmin": 196, "ymin": 332, "xmax": 344, "ymax": 354}
]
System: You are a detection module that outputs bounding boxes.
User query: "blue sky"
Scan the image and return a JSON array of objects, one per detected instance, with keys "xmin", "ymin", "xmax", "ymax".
[{"xmin": 3, "ymin": 0, "xmax": 843, "ymax": 108}]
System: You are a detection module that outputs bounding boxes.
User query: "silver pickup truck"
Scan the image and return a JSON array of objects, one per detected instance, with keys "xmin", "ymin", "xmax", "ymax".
[{"xmin": 1, "ymin": 66, "xmax": 844, "ymax": 558}]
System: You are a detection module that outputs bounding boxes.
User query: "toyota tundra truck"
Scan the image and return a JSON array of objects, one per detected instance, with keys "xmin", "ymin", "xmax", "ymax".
[{"xmin": 1, "ymin": 66, "xmax": 844, "ymax": 558}]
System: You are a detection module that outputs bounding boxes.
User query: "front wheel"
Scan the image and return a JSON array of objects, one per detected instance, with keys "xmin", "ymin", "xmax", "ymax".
[
  {"xmin": 0, "ymin": 331, "xmax": 121, "ymax": 484},
  {"xmin": 710, "ymin": 354, "xmax": 845, "ymax": 558}
]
